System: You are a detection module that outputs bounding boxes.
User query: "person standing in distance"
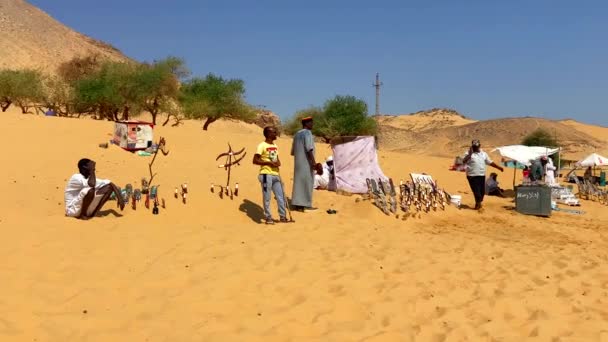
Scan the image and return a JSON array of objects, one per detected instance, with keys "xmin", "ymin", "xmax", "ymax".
[
  {"xmin": 463, "ymin": 139, "xmax": 504, "ymax": 210},
  {"xmin": 290, "ymin": 116, "xmax": 322, "ymax": 212}
]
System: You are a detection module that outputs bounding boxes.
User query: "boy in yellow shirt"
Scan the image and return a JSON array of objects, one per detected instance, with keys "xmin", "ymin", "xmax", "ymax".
[{"xmin": 253, "ymin": 126, "xmax": 288, "ymax": 224}]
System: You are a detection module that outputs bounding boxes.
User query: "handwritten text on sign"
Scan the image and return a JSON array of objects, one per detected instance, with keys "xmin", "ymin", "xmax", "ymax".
[{"xmin": 517, "ymin": 191, "xmax": 539, "ymax": 200}]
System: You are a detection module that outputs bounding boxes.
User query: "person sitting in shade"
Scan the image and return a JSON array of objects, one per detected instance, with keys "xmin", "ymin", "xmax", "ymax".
[
  {"xmin": 64, "ymin": 158, "xmax": 125, "ymax": 219},
  {"xmin": 485, "ymin": 172, "xmax": 505, "ymax": 197},
  {"xmin": 314, "ymin": 156, "xmax": 335, "ymax": 190},
  {"xmin": 584, "ymin": 166, "xmax": 594, "ymax": 183},
  {"xmin": 529, "ymin": 157, "xmax": 547, "ymax": 182}
]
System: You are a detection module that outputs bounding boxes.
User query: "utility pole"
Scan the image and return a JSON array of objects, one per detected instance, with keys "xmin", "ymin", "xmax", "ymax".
[{"xmin": 372, "ymin": 72, "xmax": 383, "ymax": 116}]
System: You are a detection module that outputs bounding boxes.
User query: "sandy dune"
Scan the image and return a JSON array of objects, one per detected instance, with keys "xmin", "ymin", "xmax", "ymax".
[
  {"xmin": 1, "ymin": 109, "xmax": 608, "ymax": 341},
  {"xmin": 0, "ymin": 0, "xmax": 129, "ymax": 72}
]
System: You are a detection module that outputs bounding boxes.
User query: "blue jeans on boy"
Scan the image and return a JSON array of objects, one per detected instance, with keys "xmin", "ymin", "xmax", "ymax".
[{"xmin": 259, "ymin": 174, "xmax": 286, "ymax": 219}]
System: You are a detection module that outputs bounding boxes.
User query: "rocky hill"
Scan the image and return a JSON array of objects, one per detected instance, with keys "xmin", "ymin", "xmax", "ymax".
[
  {"xmin": 376, "ymin": 108, "xmax": 476, "ymax": 132},
  {"xmin": 0, "ymin": 0, "xmax": 130, "ymax": 72},
  {"xmin": 377, "ymin": 110, "xmax": 607, "ymax": 160}
]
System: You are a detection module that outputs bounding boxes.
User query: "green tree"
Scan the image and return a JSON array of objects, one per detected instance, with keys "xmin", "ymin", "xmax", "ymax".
[
  {"xmin": 522, "ymin": 128, "xmax": 560, "ymax": 165},
  {"xmin": 40, "ymin": 75, "xmax": 75, "ymax": 116},
  {"xmin": 133, "ymin": 57, "xmax": 188, "ymax": 125},
  {"xmin": 522, "ymin": 128, "xmax": 558, "ymax": 147},
  {"xmin": 283, "ymin": 106, "xmax": 323, "ymax": 136},
  {"xmin": 320, "ymin": 95, "xmax": 376, "ymax": 142},
  {"xmin": 180, "ymin": 73, "xmax": 254, "ymax": 130},
  {"xmin": 73, "ymin": 61, "xmax": 136, "ymax": 120},
  {"xmin": 0, "ymin": 69, "xmax": 45, "ymax": 113},
  {"xmin": 285, "ymin": 95, "xmax": 377, "ymax": 142}
]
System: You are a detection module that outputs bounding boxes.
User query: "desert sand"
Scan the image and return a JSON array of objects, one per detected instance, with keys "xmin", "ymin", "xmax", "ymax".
[{"xmin": 1, "ymin": 109, "xmax": 608, "ymax": 341}]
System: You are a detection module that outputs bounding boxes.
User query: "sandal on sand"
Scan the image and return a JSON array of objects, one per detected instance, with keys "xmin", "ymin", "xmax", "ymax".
[
  {"xmin": 264, "ymin": 218, "xmax": 275, "ymax": 225},
  {"xmin": 279, "ymin": 217, "xmax": 289, "ymax": 223}
]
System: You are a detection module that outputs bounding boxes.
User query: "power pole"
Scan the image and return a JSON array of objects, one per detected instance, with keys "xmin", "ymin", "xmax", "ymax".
[{"xmin": 372, "ymin": 72, "xmax": 383, "ymax": 116}]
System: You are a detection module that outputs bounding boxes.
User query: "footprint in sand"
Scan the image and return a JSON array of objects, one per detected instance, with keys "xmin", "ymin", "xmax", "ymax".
[
  {"xmin": 556, "ymin": 287, "xmax": 572, "ymax": 298},
  {"xmin": 553, "ymin": 259, "xmax": 568, "ymax": 269},
  {"xmin": 531, "ymin": 277, "xmax": 548, "ymax": 286},
  {"xmin": 381, "ymin": 315, "xmax": 391, "ymax": 327}
]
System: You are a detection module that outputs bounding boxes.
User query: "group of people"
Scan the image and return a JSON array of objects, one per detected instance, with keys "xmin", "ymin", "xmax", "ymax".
[
  {"xmin": 522, "ymin": 155, "xmax": 557, "ymax": 185},
  {"xmin": 462, "ymin": 139, "xmax": 563, "ymax": 210},
  {"xmin": 71, "ymin": 124, "xmax": 559, "ymax": 220},
  {"xmin": 252, "ymin": 116, "xmax": 335, "ymax": 224},
  {"xmin": 65, "ymin": 117, "xmax": 330, "ymax": 222}
]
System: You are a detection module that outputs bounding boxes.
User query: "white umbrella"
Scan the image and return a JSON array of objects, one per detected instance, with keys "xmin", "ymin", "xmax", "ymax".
[
  {"xmin": 492, "ymin": 145, "xmax": 560, "ymax": 187},
  {"xmin": 492, "ymin": 145, "xmax": 559, "ymax": 165},
  {"xmin": 575, "ymin": 153, "xmax": 608, "ymax": 167}
]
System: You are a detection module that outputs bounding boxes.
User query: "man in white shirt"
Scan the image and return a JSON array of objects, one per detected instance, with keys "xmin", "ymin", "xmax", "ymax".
[
  {"xmin": 463, "ymin": 139, "xmax": 504, "ymax": 210},
  {"xmin": 314, "ymin": 156, "xmax": 335, "ymax": 190},
  {"xmin": 64, "ymin": 158, "xmax": 125, "ymax": 219}
]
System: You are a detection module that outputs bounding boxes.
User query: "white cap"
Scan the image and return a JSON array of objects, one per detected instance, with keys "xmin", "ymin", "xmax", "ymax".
[{"xmin": 326, "ymin": 156, "xmax": 333, "ymax": 162}]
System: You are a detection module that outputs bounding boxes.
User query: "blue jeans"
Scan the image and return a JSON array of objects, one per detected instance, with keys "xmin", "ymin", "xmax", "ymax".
[{"xmin": 259, "ymin": 174, "xmax": 286, "ymax": 219}]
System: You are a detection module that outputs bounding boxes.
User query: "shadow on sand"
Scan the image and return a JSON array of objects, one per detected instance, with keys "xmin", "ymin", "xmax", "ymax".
[
  {"xmin": 239, "ymin": 199, "xmax": 265, "ymax": 223},
  {"xmin": 97, "ymin": 209, "xmax": 124, "ymax": 218}
]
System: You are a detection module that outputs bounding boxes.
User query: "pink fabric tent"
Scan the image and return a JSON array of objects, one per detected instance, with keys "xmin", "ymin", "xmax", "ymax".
[{"xmin": 331, "ymin": 136, "xmax": 388, "ymax": 193}]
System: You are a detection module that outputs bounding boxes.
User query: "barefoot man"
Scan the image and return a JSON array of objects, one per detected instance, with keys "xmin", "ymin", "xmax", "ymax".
[{"xmin": 64, "ymin": 158, "xmax": 125, "ymax": 219}]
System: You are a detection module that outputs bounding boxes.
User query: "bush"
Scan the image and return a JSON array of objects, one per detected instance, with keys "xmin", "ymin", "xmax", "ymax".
[
  {"xmin": 285, "ymin": 95, "xmax": 377, "ymax": 142},
  {"xmin": 522, "ymin": 128, "xmax": 557, "ymax": 147},
  {"xmin": 283, "ymin": 106, "xmax": 323, "ymax": 136},
  {"xmin": 522, "ymin": 128, "xmax": 560, "ymax": 166}
]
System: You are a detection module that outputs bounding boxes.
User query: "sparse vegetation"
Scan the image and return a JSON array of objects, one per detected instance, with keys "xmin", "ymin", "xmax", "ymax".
[
  {"xmin": 522, "ymin": 128, "xmax": 560, "ymax": 165},
  {"xmin": 180, "ymin": 73, "xmax": 255, "ymax": 130},
  {"xmin": 522, "ymin": 128, "xmax": 558, "ymax": 147},
  {"xmin": 0, "ymin": 69, "xmax": 45, "ymax": 113},
  {"xmin": 285, "ymin": 95, "xmax": 377, "ymax": 142},
  {"xmin": 0, "ymin": 56, "xmax": 257, "ymax": 130}
]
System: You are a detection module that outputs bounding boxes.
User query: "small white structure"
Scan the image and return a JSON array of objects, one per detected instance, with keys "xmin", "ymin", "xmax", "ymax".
[{"xmin": 112, "ymin": 121, "xmax": 154, "ymax": 151}]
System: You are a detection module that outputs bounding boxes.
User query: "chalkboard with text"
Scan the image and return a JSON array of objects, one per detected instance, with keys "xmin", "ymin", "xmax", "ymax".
[{"xmin": 515, "ymin": 186, "xmax": 552, "ymax": 217}]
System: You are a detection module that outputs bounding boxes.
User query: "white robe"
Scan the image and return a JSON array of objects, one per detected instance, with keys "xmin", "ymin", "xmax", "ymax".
[
  {"xmin": 545, "ymin": 159, "xmax": 557, "ymax": 185},
  {"xmin": 64, "ymin": 173, "xmax": 111, "ymax": 217}
]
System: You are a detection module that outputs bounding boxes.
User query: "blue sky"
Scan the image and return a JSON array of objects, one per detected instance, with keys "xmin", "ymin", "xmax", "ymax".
[{"xmin": 30, "ymin": 0, "xmax": 608, "ymax": 125}]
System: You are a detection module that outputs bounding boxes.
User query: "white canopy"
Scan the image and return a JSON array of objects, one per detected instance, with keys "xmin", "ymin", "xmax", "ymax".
[
  {"xmin": 575, "ymin": 153, "xmax": 608, "ymax": 167},
  {"xmin": 492, "ymin": 145, "xmax": 559, "ymax": 165}
]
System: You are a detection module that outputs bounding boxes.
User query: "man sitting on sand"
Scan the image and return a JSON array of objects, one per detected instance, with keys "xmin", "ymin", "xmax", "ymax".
[
  {"xmin": 314, "ymin": 156, "xmax": 335, "ymax": 190},
  {"xmin": 64, "ymin": 158, "xmax": 124, "ymax": 219},
  {"xmin": 485, "ymin": 172, "xmax": 505, "ymax": 197}
]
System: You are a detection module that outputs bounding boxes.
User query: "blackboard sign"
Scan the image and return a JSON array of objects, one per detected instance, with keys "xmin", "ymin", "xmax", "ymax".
[{"xmin": 515, "ymin": 186, "xmax": 552, "ymax": 217}]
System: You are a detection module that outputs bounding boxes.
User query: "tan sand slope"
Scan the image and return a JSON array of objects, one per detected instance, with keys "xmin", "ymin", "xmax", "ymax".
[
  {"xmin": 376, "ymin": 108, "xmax": 476, "ymax": 132},
  {"xmin": 560, "ymin": 119, "xmax": 608, "ymax": 143},
  {"xmin": 1, "ymin": 109, "xmax": 608, "ymax": 341},
  {"xmin": 0, "ymin": 0, "xmax": 130, "ymax": 72},
  {"xmin": 379, "ymin": 115, "xmax": 607, "ymax": 160}
]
